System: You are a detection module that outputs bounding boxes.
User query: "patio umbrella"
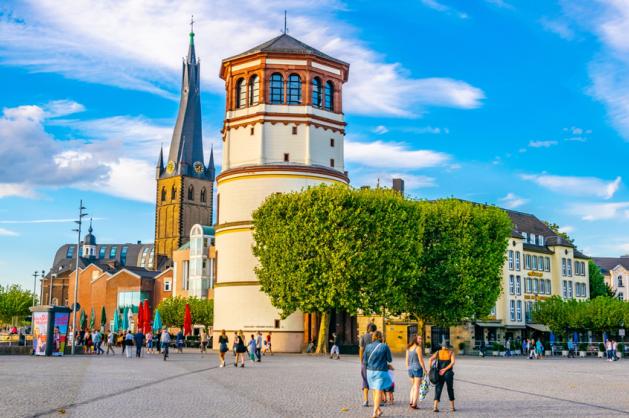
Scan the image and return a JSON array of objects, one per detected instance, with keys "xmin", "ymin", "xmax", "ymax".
[
  {"xmin": 122, "ymin": 306, "xmax": 129, "ymax": 331},
  {"xmin": 573, "ymin": 331, "xmax": 579, "ymax": 345},
  {"xmin": 142, "ymin": 300, "xmax": 150, "ymax": 333},
  {"xmin": 89, "ymin": 307, "xmax": 95, "ymax": 330},
  {"xmin": 79, "ymin": 310, "xmax": 86, "ymax": 330},
  {"xmin": 137, "ymin": 302, "xmax": 144, "ymax": 333},
  {"xmin": 152, "ymin": 309, "xmax": 162, "ymax": 332},
  {"xmin": 100, "ymin": 306, "xmax": 107, "ymax": 330},
  {"xmin": 549, "ymin": 332, "xmax": 555, "ymax": 346},
  {"xmin": 183, "ymin": 303, "xmax": 192, "ymax": 336},
  {"xmin": 112, "ymin": 307, "xmax": 120, "ymax": 332}
]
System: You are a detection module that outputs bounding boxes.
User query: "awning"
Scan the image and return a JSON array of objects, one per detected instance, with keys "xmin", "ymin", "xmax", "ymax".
[
  {"xmin": 505, "ymin": 325, "xmax": 526, "ymax": 330},
  {"xmin": 527, "ymin": 323, "xmax": 550, "ymax": 332},
  {"xmin": 475, "ymin": 322, "xmax": 502, "ymax": 328}
]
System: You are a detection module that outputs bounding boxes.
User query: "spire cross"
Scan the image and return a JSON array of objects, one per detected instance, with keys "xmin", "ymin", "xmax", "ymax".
[
  {"xmin": 283, "ymin": 10, "xmax": 288, "ymax": 34},
  {"xmin": 190, "ymin": 15, "xmax": 195, "ymax": 33}
]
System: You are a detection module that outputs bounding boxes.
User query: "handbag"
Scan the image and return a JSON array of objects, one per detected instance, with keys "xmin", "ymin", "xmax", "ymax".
[
  {"xmin": 429, "ymin": 362, "xmax": 439, "ymax": 384},
  {"xmin": 418, "ymin": 375, "xmax": 430, "ymax": 401}
]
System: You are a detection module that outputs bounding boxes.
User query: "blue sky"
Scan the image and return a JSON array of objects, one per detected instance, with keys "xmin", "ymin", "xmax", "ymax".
[{"xmin": 1, "ymin": 0, "xmax": 628, "ymax": 290}]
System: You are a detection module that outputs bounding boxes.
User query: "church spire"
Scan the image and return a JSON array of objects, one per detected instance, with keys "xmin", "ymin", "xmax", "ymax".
[
  {"xmin": 207, "ymin": 145, "xmax": 216, "ymax": 182},
  {"xmin": 166, "ymin": 21, "xmax": 204, "ymax": 177},
  {"xmin": 156, "ymin": 145, "xmax": 164, "ymax": 178}
]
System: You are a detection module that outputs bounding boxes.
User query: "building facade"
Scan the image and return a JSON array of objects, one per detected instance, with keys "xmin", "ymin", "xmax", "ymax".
[
  {"xmin": 592, "ymin": 256, "xmax": 629, "ymax": 301},
  {"xmin": 213, "ymin": 33, "xmax": 350, "ymax": 352}
]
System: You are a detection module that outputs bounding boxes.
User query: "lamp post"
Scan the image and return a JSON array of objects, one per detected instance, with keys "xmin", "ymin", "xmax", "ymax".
[
  {"xmin": 70, "ymin": 200, "xmax": 88, "ymax": 355},
  {"xmin": 31, "ymin": 271, "xmax": 39, "ymax": 308}
]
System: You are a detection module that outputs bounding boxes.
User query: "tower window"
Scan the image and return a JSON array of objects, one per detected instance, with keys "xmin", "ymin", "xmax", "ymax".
[
  {"xmin": 109, "ymin": 246, "xmax": 117, "ymax": 259},
  {"xmin": 188, "ymin": 185, "xmax": 194, "ymax": 201},
  {"xmin": 292, "ymin": 126, "xmax": 297, "ymax": 135},
  {"xmin": 330, "ymin": 159, "xmax": 335, "ymax": 167},
  {"xmin": 200, "ymin": 187, "xmax": 206, "ymax": 203},
  {"xmin": 312, "ymin": 77, "xmax": 322, "ymax": 108},
  {"xmin": 161, "ymin": 187, "xmax": 166, "ymax": 202},
  {"xmin": 288, "ymin": 74, "xmax": 301, "ymax": 104},
  {"xmin": 250, "ymin": 127, "xmax": 254, "ymax": 136},
  {"xmin": 330, "ymin": 138, "xmax": 335, "ymax": 147},
  {"xmin": 270, "ymin": 73, "xmax": 284, "ymax": 104},
  {"xmin": 171, "ymin": 186, "xmax": 176, "ymax": 200},
  {"xmin": 324, "ymin": 81, "xmax": 334, "ymax": 111},
  {"xmin": 235, "ymin": 78, "xmax": 246, "ymax": 108},
  {"xmin": 283, "ymin": 153, "xmax": 289, "ymax": 162},
  {"xmin": 248, "ymin": 75, "xmax": 259, "ymax": 106}
]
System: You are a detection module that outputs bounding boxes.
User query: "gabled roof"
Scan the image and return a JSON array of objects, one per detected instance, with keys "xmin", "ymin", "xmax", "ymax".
[
  {"xmin": 592, "ymin": 257, "xmax": 629, "ymax": 273},
  {"xmin": 223, "ymin": 33, "xmax": 348, "ymax": 66}
]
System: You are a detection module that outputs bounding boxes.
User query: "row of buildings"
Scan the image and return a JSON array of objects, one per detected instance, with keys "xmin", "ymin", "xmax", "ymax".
[{"xmin": 39, "ymin": 26, "xmax": 626, "ymax": 353}]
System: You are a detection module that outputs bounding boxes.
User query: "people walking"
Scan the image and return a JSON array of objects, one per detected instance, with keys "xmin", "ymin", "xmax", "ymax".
[
  {"xmin": 407, "ymin": 335, "xmax": 427, "ymax": 410},
  {"xmin": 528, "ymin": 338, "xmax": 536, "ymax": 359},
  {"xmin": 536, "ymin": 339, "xmax": 544, "ymax": 359},
  {"xmin": 93, "ymin": 330, "xmax": 104, "ymax": 355},
  {"xmin": 200, "ymin": 330, "xmax": 208, "ymax": 354},
  {"xmin": 125, "ymin": 330, "xmax": 134, "ymax": 358},
  {"xmin": 429, "ymin": 341, "xmax": 456, "ymax": 413},
  {"xmin": 359, "ymin": 323, "xmax": 377, "ymax": 408},
  {"xmin": 612, "ymin": 340, "xmax": 618, "ymax": 361},
  {"xmin": 330, "ymin": 332, "xmax": 341, "ymax": 360},
  {"xmin": 266, "ymin": 332, "xmax": 273, "ymax": 355},
  {"xmin": 232, "ymin": 332, "xmax": 239, "ymax": 357},
  {"xmin": 248, "ymin": 334, "xmax": 257, "ymax": 364},
  {"xmin": 106, "ymin": 331, "xmax": 115, "ymax": 355},
  {"xmin": 363, "ymin": 330, "xmax": 393, "ymax": 418},
  {"xmin": 134, "ymin": 329, "xmax": 145, "ymax": 358},
  {"xmin": 146, "ymin": 331, "xmax": 153, "ymax": 354},
  {"xmin": 567, "ymin": 339, "xmax": 575, "ymax": 358},
  {"xmin": 176, "ymin": 330, "xmax": 184, "ymax": 353},
  {"xmin": 161, "ymin": 327, "xmax": 171, "ymax": 361},
  {"xmin": 218, "ymin": 330, "xmax": 229, "ymax": 367},
  {"xmin": 234, "ymin": 331, "xmax": 247, "ymax": 367},
  {"xmin": 255, "ymin": 331, "xmax": 263, "ymax": 362},
  {"xmin": 521, "ymin": 339, "xmax": 527, "ymax": 357}
]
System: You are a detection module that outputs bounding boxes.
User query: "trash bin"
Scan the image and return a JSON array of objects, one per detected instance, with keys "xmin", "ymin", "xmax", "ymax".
[{"xmin": 29, "ymin": 305, "xmax": 72, "ymax": 356}]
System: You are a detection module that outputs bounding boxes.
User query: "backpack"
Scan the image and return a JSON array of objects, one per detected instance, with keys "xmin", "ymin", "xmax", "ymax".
[{"xmin": 429, "ymin": 362, "xmax": 439, "ymax": 384}]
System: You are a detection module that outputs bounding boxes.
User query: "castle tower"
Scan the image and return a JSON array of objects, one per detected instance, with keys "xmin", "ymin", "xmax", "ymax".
[
  {"xmin": 82, "ymin": 219, "xmax": 96, "ymax": 259},
  {"xmin": 155, "ymin": 25, "xmax": 215, "ymax": 262},
  {"xmin": 214, "ymin": 33, "xmax": 350, "ymax": 352}
]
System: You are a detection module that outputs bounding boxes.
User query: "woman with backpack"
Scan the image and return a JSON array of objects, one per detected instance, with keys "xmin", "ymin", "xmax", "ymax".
[
  {"xmin": 429, "ymin": 341, "xmax": 456, "ymax": 413},
  {"xmin": 363, "ymin": 330, "xmax": 393, "ymax": 418},
  {"xmin": 234, "ymin": 331, "xmax": 247, "ymax": 367},
  {"xmin": 406, "ymin": 335, "xmax": 427, "ymax": 410}
]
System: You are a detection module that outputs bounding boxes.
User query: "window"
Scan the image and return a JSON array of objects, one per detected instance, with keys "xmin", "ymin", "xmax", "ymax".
[
  {"xmin": 66, "ymin": 246, "xmax": 74, "ymax": 258},
  {"xmin": 99, "ymin": 246, "xmax": 106, "ymax": 259},
  {"xmin": 164, "ymin": 280, "xmax": 172, "ymax": 291},
  {"xmin": 530, "ymin": 233, "xmax": 536, "ymax": 244},
  {"xmin": 533, "ymin": 278, "xmax": 538, "ymax": 294},
  {"xmin": 508, "ymin": 250, "xmax": 514, "ymax": 270},
  {"xmin": 109, "ymin": 246, "xmax": 117, "ymax": 259},
  {"xmin": 287, "ymin": 74, "xmax": 301, "ymax": 104},
  {"xmin": 568, "ymin": 281, "xmax": 573, "ymax": 298},
  {"xmin": 516, "ymin": 276, "xmax": 521, "ymax": 295},
  {"xmin": 250, "ymin": 127, "xmax": 254, "ymax": 135},
  {"xmin": 182, "ymin": 261, "xmax": 189, "ymax": 291},
  {"xmin": 330, "ymin": 158, "xmax": 335, "ymax": 168},
  {"xmin": 161, "ymin": 187, "xmax": 166, "ymax": 202},
  {"xmin": 312, "ymin": 77, "xmax": 322, "ymax": 107},
  {"xmin": 120, "ymin": 246, "xmax": 128, "ymax": 266},
  {"xmin": 526, "ymin": 277, "xmax": 532, "ymax": 293},
  {"xmin": 235, "ymin": 78, "xmax": 246, "ymax": 108},
  {"xmin": 140, "ymin": 247, "xmax": 149, "ymax": 267},
  {"xmin": 516, "ymin": 300, "xmax": 522, "ymax": 322},
  {"xmin": 545, "ymin": 257, "xmax": 550, "ymax": 272},
  {"xmin": 274, "ymin": 319, "xmax": 281, "ymax": 329},
  {"xmin": 515, "ymin": 251, "xmax": 521, "ymax": 271},
  {"xmin": 575, "ymin": 283, "xmax": 581, "ymax": 297},
  {"xmin": 117, "ymin": 291, "xmax": 147, "ymax": 309},
  {"xmin": 509, "ymin": 275, "xmax": 514, "ymax": 294},
  {"xmin": 538, "ymin": 235, "xmax": 544, "ymax": 246},
  {"xmin": 330, "ymin": 138, "xmax": 335, "ymax": 147},
  {"xmin": 248, "ymin": 75, "xmax": 259, "ymax": 105},
  {"xmin": 171, "ymin": 186, "xmax": 176, "ymax": 200},
  {"xmin": 200, "ymin": 188, "xmax": 206, "ymax": 203},
  {"xmin": 540, "ymin": 279, "xmax": 545, "ymax": 294},
  {"xmin": 324, "ymin": 81, "xmax": 334, "ymax": 110},
  {"xmin": 562, "ymin": 280, "xmax": 567, "ymax": 298},
  {"xmin": 522, "ymin": 232, "xmax": 528, "ymax": 242},
  {"xmin": 292, "ymin": 126, "xmax": 298, "ymax": 135},
  {"xmin": 618, "ymin": 293, "xmax": 624, "ymax": 300},
  {"xmin": 270, "ymin": 73, "xmax": 284, "ymax": 104},
  {"xmin": 525, "ymin": 254, "xmax": 531, "ymax": 270},
  {"xmin": 510, "ymin": 300, "xmax": 515, "ymax": 321},
  {"xmin": 562, "ymin": 258, "xmax": 566, "ymax": 276},
  {"xmin": 283, "ymin": 153, "xmax": 289, "ymax": 162},
  {"xmin": 618, "ymin": 276, "xmax": 624, "ymax": 288},
  {"xmin": 188, "ymin": 185, "xmax": 194, "ymax": 201},
  {"xmin": 533, "ymin": 256, "xmax": 538, "ymax": 271},
  {"xmin": 567, "ymin": 259, "xmax": 572, "ymax": 276}
]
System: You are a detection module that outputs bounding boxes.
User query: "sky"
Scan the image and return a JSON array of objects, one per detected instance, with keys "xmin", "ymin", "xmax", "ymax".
[{"xmin": 0, "ymin": 0, "xmax": 628, "ymax": 290}]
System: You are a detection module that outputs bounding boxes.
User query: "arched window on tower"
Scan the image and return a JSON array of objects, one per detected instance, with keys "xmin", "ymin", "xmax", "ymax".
[
  {"xmin": 270, "ymin": 73, "xmax": 284, "ymax": 104},
  {"xmin": 324, "ymin": 81, "xmax": 334, "ymax": 111},
  {"xmin": 312, "ymin": 77, "xmax": 322, "ymax": 108},
  {"xmin": 188, "ymin": 185, "xmax": 194, "ymax": 201},
  {"xmin": 235, "ymin": 78, "xmax": 246, "ymax": 108},
  {"xmin": 200, "ymin": 187, "xmax": 206, "ymax": 203},
  {"xmin": 171, "ymin": 185, "xmax": 176, "ymax": 200},
  {"xmin": 248, "ymin": 75, "xmax": 259, "ymax": 106},
  {"xmin": 161, "ymin": 187, "xmax": 166, "ymax": 202},
  {"xmin": 288, "ymin": 74, "xmax": 301, "ymax": 104}
]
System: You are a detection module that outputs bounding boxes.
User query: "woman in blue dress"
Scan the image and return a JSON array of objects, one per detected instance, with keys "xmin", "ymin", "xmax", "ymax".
[{"xmin": 363, "ymin": 330, "xmax": 393, "ymax": 418}]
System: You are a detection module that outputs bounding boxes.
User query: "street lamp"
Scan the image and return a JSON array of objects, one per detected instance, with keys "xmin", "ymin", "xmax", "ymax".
[
  {"xmin": 70, "ymin": 200, "xmax": 88, "ymax": 355},
  {"xmin": 31, "ymin": 271, "xmax": 39, "ymax": 308}
]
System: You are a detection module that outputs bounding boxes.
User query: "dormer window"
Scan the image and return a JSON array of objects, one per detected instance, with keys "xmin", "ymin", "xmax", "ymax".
[
  {"xmin": 529, "ymin": 233, "xmax": 536, "ymax": 245},
  {"xmin": 522, "ymin": 232, "xmax": 528, "ymax": 242},
  {"xmin": 538, "ymin": 235, "xmax": 544, "ymax": 246},
  {"xmin": 619, "ymin": 276, "xmax": 624, "ymax": 288}
]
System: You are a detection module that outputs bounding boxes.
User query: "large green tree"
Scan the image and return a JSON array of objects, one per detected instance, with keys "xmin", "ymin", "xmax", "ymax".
[
  {"xmin": 534, "ymin": 296, "xmax": 628, "ymax": 334},
  {"xmin": 0, "ymin": 284, "xmax": 36, "ymax": 326},
  {"xmin": 253, "ymin": 185, "xmax": 420, "ymax": 353},
  {"xmin": 157, "ymin": 296, "xmax": 213, "ymax": 329},
  {"xmin": 588, "ymin": 260, "xmax": 615, "ymax": 299}
]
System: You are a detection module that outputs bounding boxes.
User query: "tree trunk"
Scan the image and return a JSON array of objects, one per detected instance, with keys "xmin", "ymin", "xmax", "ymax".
[
  {"xmin": 315, "ymin": 311, "xmax": 330, "ymax": 354},
  {"xmin": 415, "ymin": 315, "xmax": 426, "ymax": 345}
]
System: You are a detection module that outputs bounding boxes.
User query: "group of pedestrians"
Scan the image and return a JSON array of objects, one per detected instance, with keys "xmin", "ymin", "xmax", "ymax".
[
  {"xmin": 217, "ymin": 330, "xmax": 272, "ymax": 368},
  {"xmin": 522, "ymin": 338, "xmax": 544, "ymax": 359},
  {"xmin": 605, "ymin": 339, "xmax": 620, "ymax": 361},
  {"xmin": 359, "ymin": 323, "xmax": 456, "ymax": 417}
]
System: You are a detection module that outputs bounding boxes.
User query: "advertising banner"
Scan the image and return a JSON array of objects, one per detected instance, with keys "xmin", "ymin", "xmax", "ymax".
[
  {"xmin": 52, "ymin": 312, "xmax": 70, "ymax": 356},
  {"xmin": 33, "ymin": 311, "xmax": 49, "ymax": 356}
]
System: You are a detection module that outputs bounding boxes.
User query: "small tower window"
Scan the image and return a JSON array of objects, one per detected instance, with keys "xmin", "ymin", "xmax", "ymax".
[
  {"xmin": 188, "ymin": 185, "xmax": 194, "ymax": 201},
  {"xmin": 171, "ymin": 186, "xmax": 176, "ymax": 200},
  {"xmin": 292, "ymin": 126, "xmax": 298, "ymax": 135},
  {"xmin": 288, "ymin": 74, "xmax": 301, "ymax": 104},
  {"xmin": 250, "ymin": 127, "xmax": 254, "ymax": 135},
  {"xmin": 270, "ymin": 73, "xmax": 284, "ymax": 104},
  {"xmin": 330, "ymin": 158, "xmax": 335, "ymax": 167},
  {"xmin": 200, "ymin": 187, "xmax": 206, "ymax": 203},
  {"xmin": 324, "ymin": 81, "xmax": 334, "ymax": 111},
  {"xmin": 235, "ymin": 78, "xmax": 246, "ymax": 108},
  {"xmin": 161, "ymin": 187, "xmax": 166, "ymax": 202},
  {"xmin": 330, "ymin": 138, "xmax": 335, "ymax": 147},
  {"xmin": 248, "ymin": 75, "xmax": 259, "ymax": 105},
  {"xmin": 312, "ymin": 77, "xmax": 322, "ymax": 108},
  {"xmin": 283, "ymin": 153, "xmax": 289, "ymax": 162}
]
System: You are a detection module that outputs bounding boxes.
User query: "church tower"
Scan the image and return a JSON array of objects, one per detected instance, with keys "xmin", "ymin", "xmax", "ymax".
[
  {"xmin": 213, "ymin": 33, "xmax": 349, "ymax": 352},
  {"xmin": 155, "ymin": 25, "xmax": 215, "ymax": 260}
]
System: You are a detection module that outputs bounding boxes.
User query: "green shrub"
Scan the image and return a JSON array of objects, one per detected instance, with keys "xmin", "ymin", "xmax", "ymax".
[{"xmin": 578, "ymin": 343, "xmax": 587, "ymax": 351}]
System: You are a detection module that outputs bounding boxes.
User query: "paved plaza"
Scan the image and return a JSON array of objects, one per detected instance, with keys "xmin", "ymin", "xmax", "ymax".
[{"xmin": 1, "ymin": 351, "xmax": 628, "ymax": 418}]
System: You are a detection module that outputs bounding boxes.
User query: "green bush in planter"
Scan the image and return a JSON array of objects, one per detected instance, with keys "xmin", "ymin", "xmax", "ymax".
[
  {"xmin": 578, "ymin": 343, "xmax": 588, "ymax": 351},
  {"xmin": 618, "ymin": 343, "xmax": 625, "ymax": 354},
  {"xmin": 598, "ymin": 343, "xmax": 605, "ymax": 351}
]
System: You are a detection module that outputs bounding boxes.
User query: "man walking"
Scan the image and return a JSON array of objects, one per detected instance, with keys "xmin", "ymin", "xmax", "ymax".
[
  {"xmin": 161, "ymin": 327, "xmax": 171, "ymax": 361},
  {"xmin": 359, "ymin": 323, "xmax": 376, "ymax": 407},
  {"xmin": 255, "ymin": 331, "xmax": 263, "ymax": 362},
  {"xmin": 329, "ymin": 332, "xmax": 341, "ymax": 359},
  {"xmin": 106, "ymin": 331, "xmax": 115, "ymax": 355},
  {"xmin": 134, "ymin": 329, "xmax": 145, "ymax": 358}
]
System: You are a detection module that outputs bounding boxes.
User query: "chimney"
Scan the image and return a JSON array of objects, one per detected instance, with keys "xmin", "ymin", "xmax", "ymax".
[
  {"xmin": 392, "ymin": 178, "xmax": 404, "ymax": 195},
  {"xmin": 137, "ymin": 240, "xmax": 142, "ymax": 244}
]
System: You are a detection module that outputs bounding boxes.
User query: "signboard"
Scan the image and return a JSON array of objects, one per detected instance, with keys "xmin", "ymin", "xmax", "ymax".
[
  {"xmin": 52, "ymin": 312, "xmax": 70, "ymax": 356},
  {"xmin": 620, "ymin": 329, "xmax": 626, "ymax": 337},
  {"xmin": 32, "ymin": 312, "xmax": 49, "ymax": 356},
  {"xmin": 527, "ymin": 271, "xmax": 544, "ymax": 277}
]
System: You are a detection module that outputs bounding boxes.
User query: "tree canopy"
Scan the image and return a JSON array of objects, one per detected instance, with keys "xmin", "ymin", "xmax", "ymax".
[
  {"xmin": 157, "ymin": 296, "xmax": 213, "ymax": 329},
  {"xmin": 0, "ymin": 284, "xmax": 36, "ymax": 326},
  {"xmin": 588, "ymin": 260, "xmax": 615, "ymax": 299}
]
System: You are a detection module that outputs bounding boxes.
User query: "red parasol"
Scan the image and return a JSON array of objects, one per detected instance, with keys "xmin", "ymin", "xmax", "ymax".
[
  {"xmin": 142, "ymin": 300, "xmax": 151, "ymax": 333},
  {"xmin": 136, "ymin": 301, "xmax": 144, "ymax": 333},
  {"xmin": 183, "ymin": 303, "xmax": 192, "ymax": 336}
]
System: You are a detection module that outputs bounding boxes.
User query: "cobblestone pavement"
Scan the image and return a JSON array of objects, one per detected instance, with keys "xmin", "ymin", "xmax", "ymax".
[{"xmin": 1, "ymin": 350, "xmax": 628, "ymax": 418}]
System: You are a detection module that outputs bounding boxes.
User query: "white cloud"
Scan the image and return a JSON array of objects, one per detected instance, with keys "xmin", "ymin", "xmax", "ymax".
[
  {"xmin": 0, "ymin": 183, "xmax": 37, "ymax": 199},
  {"xmin": 528, "ymin": 140, "xmax": 558, "ymax": 148},
  {"xmin": 43, "ymin": 100, "xmax": 85, "ymax": 118},
  {"xmin": 0, "ymin": 228, "xmax": 19, "ymax": 237},
  {"xmin": 373, "ymin": 125, "xmax": 388, "ymax": 135},
  {"xmin": 621, "ymin": 242, "xmax": 629, "ymax": 253},
  {"xmin": 499, "ymin": 192, "xmax": 528, "ymax": 209},
  {"xmin": 0, "ymin": 1, "xmax": 483, "ymax": 118},
  {"xmin": 559, "ymin": 225, "xmax": 575, "ymax": 234},
  {"xmin": 403, "ymin": 126, "xmax": 449, "ymax": 135},
  {"xmin": 485, "ymin": 0, "xmax": 514, "ymax": 9},
  {"xmin": 421, "ymin": 0, "xmax": 469, "ymax": 19},
  {"xmin": 540, "ymin": 17, "xmax": 575, "ymax": 40},
  {"xmin": 521, "ymin": 174, "xmax": 622, "ymax": 199},
  {"xmin": 345, "ymin": 138, "xmax": 450, "ymax": 169},
  {"xmin": 570, "ymin": 201, "xmax": 629, "ymax": 221}
]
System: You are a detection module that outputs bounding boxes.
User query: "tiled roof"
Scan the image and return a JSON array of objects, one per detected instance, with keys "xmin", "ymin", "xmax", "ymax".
[
  {"xmin": 522, "ymin": 243, "xmax": 554, "ymax": 255},
  {"xmin": 592, "ymin": 256, "xmax": 629, "ymax": 272}
]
